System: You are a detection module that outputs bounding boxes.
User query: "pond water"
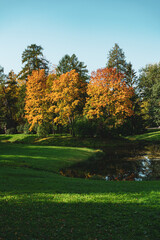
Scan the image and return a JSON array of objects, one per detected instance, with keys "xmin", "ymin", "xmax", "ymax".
[{"xmin": 60, "ymin": 144, "xmax": 160, "ymax": 181}]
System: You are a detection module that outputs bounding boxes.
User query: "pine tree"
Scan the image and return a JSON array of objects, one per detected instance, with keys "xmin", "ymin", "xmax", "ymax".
[
  {"xmin": 19, "ymin": 44, "xmax": 49, "ymax": 80},
  {"xmin": 57, "ymin": 54, "xmax": 89, "ymax": 82},
  {"xmin": 125, "ymin": 62, "xmax": 137, "ymax": 88},
  {"xmin": 106, "ymin": 43, "xmax": 127, "ymax": 75}
]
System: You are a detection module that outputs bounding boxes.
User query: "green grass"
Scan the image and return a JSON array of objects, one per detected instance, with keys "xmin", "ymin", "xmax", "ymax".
[
  {"xmin": 0, "ymin": 133, "xmax": 127, "ymax": 148},
  {"xmin": 0, "ymin": 142, "xmax": 95, "ymax": 173},
  {"xmin": 127, "ymin": 129, "xmax": 160, "ymax": 142},
  {"xmin": 0, "ymin": 132, "xmax": 160, "ymax": 239}
]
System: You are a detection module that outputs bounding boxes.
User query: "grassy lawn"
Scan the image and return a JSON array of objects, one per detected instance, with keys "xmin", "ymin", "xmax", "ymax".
[
  {"xmin": 0, "ymin": 131, "xmax": 160, "ymax": 239},
  {"xmin": 127, "ymin": 128, "xmax": 160, "ymax": 142}
]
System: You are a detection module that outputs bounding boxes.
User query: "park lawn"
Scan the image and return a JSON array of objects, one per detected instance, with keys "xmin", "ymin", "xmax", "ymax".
[
  {"xmin": 0, "ymin": 133, "xmax": 160, "ymax": 239},
  {"xmin": 127, "ymin": 129, "xmax": 160, "ymax": 142},
  {"xmin": 0, "ymin": 133, "xmax": 126, "ymax": 148}
]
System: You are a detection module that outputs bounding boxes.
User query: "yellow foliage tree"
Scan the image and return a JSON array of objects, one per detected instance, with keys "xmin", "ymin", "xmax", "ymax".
[
  {"xmin": 49, "ymin": 70, "xmax": 87, "ymax": 135},
  {"xmin": 25, "ymin": 69, "xmax": 48, "ymax": 130}
]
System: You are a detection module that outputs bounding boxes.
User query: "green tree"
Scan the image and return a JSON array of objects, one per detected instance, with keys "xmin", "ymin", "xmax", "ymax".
[
  {"xmin": 5, "ymin": 71, "xmax": 19, "ymax": 128},
  {"xmin": 106, "ymin": 44, "xmax": 137, "ymax": 87},
  {"xmin": 57, "ymin": 54, "xmax": 89, "ymax": 82},
  {"xmin": 107, "ymin": 43, "xmax": 127, "ymax": 75},
  {"xmin": 0, "ymin": 66, "xmax": 7, "ymax": 132},
  {"xmin": 0, "ymin": 66, "xmax": 6, "ymax": 84},
  {"xmin": 125, "ymin": 62, "xmax": 137, "ymax": 88},
  {"xmin": 138, "ymin": 63, "xmax": 160, "ymax": 126},
  {"xmin": 19, "ymin": 44, "xmax": 49, "ymax": 80},
  {"xmin": 0, "ymin": 70, "xmax": 19, "ymax": 132}
]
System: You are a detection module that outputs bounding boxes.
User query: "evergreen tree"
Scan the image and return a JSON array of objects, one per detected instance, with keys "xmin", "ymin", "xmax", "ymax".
[
  {"xmin": 125, "ymin": 62, "xmax": 137, "ymax": 88},
  {"xmin": 0, "ymin": 66, "xmax": 6, "ymax": 84},
  {"xmin": 19, "ymin": 44, "xmax": 49, "ymax": 80},
  {"xmin": 106, "ymin": 43, "xmax": 127, "ymax": 75},
  {"xmin": 57, "ymin": 54, "xmax": 89, "ymax": 82},
  {"xmin": 106, "ymin": 44, "xmax": 137, "ymax": 88}
]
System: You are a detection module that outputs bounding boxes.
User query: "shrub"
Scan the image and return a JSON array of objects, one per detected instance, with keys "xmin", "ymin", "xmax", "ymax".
[
  {"xmin": 5, "ymin": 128, "xmax": 16, "ymax": 134},
  {"xmin": 117, "ymin": 115, "xmax": 145, "ymax": 136},
  {"xmin": 16, "ymin": 124, "xmax": 25, "ymax": 133},
  {"xmin": 37, "ymin": 122, "xmax": 50, "ymax": 137},
  {"xmin": 74, "ymin": 118, "xmax": 96, "ymax": 137},
  {"xmin": 23, "ymin": 123, "xmax": 31, "ymax": 134}
]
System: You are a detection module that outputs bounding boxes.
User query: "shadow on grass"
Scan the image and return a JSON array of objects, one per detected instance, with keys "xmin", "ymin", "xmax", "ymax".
[
  {"xmin": 0, "ymin": 133, "xmax": 128, "ymax": 148},
  {"xmin": 1, "ymin": 165, "xmax": 160, "ymax": 239},
  {"xmin": 0, "ymin": 195, "xmax": 160, "ymax": 240}
]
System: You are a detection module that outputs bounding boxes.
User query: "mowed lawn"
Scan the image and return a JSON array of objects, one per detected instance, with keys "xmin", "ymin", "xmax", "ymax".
[{"xmin": 0, "ymin": 135, "xmax": 160, "ymax": 240}]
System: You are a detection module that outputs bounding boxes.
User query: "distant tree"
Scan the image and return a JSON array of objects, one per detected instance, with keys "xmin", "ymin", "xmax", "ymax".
[
  {"xmin": 0, "ymin": 66, "xmax": 6, "ymax": 84},
  {"xmin": 125, "ymin": 62, "xmax": 137, "ymax": 88},
  {"xmin": 138, "ymin": 63, "xmax": 160, "ymax": 126},
  {"xmin": 19, "ymin": 44, "xmax": 49, "ymax": 80},
  {"xmin": 0, "ymin": 70, "xmax": 19, "ymax": 132},
  {"xmin": 57, "ymin": 54, "xmax": 89, "ymax": 82},
  {"xmin": 0, "ymin": 66, "xmax": 7, "ymax": 132},
  {"xmin": 107, "ymin": 43, "xmax": 127, "ymax": 75},
  {"xmin": 106, "ymin": 44, "xmax": 137, "ymax": 88}
]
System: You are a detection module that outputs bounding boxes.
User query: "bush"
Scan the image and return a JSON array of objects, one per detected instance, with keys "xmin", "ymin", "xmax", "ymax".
[
  {"xmin": 37, "ymin": 123, "xmax": 50, "ymax": 137},
  {"xmin": 5, "ymin": 128, "xmax": 16, "ymax": 134},
  {"xmin": 23, "ymin": 123, "xmax": 31, "ymax": 134},
  {"xmin": 16, "ymin": 124, "xmax": 25, "ymax": 133},
  {"xmin": 117, "ymin": 115, "xmax": 146, "ymax": 136},
  {"xmin": 74, "ymin": 118, "xmax": 96, "ymax": 137}
]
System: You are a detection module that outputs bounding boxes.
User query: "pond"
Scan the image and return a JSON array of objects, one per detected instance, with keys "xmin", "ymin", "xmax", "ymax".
[{"xmin": 60, "ymin": 144, "xmax": 160, "ymax": 181}]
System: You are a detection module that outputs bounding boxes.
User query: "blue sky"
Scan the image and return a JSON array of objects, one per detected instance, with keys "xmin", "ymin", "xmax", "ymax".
[{"xmin": 0, "ymin": 0, "xmax": 160, "ymax": 75}]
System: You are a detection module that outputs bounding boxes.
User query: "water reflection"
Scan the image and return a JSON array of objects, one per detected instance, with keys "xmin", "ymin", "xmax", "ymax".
[
  {"xmin": 105, "ymin": 155, "xmax": 156, "ymax": 181},
  {"xmin": 60, "ymin": 144, "xmax": 160, "ymax": 181}
]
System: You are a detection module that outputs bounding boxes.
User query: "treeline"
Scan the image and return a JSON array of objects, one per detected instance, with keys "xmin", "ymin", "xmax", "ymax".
[{"xmin": 0, "ymin": 43, "xmax": 159, "ymax": 137}]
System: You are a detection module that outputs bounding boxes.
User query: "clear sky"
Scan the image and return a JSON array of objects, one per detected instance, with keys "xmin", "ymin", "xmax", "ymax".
[{"xmin": 0, "ymin": 0, "xmax": 160, "ymax": 75}]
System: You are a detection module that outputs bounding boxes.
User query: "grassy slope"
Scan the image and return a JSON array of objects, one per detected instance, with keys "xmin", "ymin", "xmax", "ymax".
[{"xmin": 0, "ymin": 131, "xmax": 160, "ymax": 240}]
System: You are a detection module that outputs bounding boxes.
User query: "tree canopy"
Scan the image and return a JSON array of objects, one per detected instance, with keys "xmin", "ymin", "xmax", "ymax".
[
  {"xmin": 25, "ymin": 69, "xmax": 48, "ymax": 130},
  {"xmin": 84, "ymin": 68, "xmax": 134, "ymax": 126},
  {"xmin": 49, "ymin": 70, "xmax": 87, "ymax": 135}
]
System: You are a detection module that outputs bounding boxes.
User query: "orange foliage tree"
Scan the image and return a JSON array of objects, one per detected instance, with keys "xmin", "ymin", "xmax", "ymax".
[
  {"xmin": 84, "ymin": 68, "xmax": 134, "ymax": 126},
  {"xmin": 48, "ymin": 70, "xmax": 87, "ymax": 135},
  {"xmin": 25, "ymin": 69, "xmax": 48, "ymax": 130}
]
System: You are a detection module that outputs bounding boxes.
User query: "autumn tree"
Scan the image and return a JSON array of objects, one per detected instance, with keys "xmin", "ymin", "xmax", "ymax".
[
  {"xmin": 84, "ymin": 68, "xmax": 134, "ymax": 128},
  {"xmin": 25, "ymin": 69, "xmax": 48, "ymax": 131},
  {"xmin": 19, "ymin": 44, "xmax": 49, "ymax": 80},
  {"xmin": 57, "ymin": 54, "xmax": 89, "ymax": 82},
  {"xmin": 49, "ymin": 70, "xmax": 87, "ymax": 135}
]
